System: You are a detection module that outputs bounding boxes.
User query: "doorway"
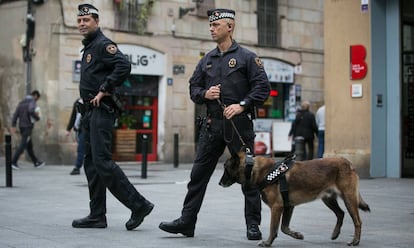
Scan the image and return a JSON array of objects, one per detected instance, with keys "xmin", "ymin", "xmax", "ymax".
[
  {"xmin": 402, "ymin": 0, "xmax": 414, "ymax": 177},
  {"xmin": 402, "ymin": 24, "xmax": 414, "ymax": 177},
  {"xmin": 116, "ymin": 75, "xmax": 159, "ymax": 161}
]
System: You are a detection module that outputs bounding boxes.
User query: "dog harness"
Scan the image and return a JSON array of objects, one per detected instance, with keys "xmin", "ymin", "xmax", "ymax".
[
  {"xmin": 244, "ymin": 149, "xmax": 255, "ymax": 181},
  {"xmin": 257, "ymin": 154, "xmax": 296, "ymax": 207}
]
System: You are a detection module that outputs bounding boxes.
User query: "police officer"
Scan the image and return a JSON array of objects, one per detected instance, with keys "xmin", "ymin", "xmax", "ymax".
[
  {"xmin": 159, "ymin": 9, "xmax": 270, "ymax": 240},
  {"xmin": 72, "ymin": 4, "xmax": 153, "ymax": 230}
]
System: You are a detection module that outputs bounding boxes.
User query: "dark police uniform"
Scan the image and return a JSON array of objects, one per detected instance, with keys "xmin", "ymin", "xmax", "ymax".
[
  {"xmin": 74, "ymin": 4, "xmax": 153, "ymax": 230},
  {"xmin": 182, "ymin": 41, "xmax": 270, "ymax": 228}
]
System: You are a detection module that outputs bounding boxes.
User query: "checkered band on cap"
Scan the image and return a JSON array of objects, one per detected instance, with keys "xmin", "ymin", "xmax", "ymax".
[
  {"xmin": 207, "ymin": 8, "xmax": 235, "ymax": 22},
  {"xmin": 78, "ymin": 4, "xmax": 99, "ymax": 16}
]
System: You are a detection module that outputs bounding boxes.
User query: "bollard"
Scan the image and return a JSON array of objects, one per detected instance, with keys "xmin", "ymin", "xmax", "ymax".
[
  {"xmin": 5, "ymin": 134, "xmax": 13, "ymax": 187},
  {"xmin": 173, "ymin": 133, "xmax": 179, "ymax": 168},
  {"xmin": 141, "ymin": 134, "xmax": 148, "ymax": 179},
  {"xmin": 294, "ymin": 136, "xmax": 305, "ymax": 161}
]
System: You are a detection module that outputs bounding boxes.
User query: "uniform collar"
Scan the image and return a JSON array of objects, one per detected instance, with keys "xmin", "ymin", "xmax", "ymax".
[
  {"xmin": 82, "ymin": 28, "xmax": 101, "ymax": 46},
  {"xmin": 212, "ymin": 40, "xmax": 239, "ymax": 57}
]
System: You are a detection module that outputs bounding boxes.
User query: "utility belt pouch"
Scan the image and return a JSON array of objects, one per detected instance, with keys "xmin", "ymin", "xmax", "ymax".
[
  {"xmin": 111, "ymin": 93, "xmax": 124, "ymax": 113},
  {"xmin": 195, "ymin": 116, "xmax": 206, "ymax": 137},
  {"xmin": 76, "ymin": 102, "xmax": 86, "ymax": 115}
]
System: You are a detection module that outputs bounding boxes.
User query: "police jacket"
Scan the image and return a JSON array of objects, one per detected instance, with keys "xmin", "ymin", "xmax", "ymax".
[
  {"xmin": 79, "ymin": 28, "xmax": 131, "ymax": 106},
  {"xmin": 11, "ymin": 95, "xmax": 38, "ymax": 129},
  {"xmin": 189, "ymin": 41, "xmax": 270, "ymax": 115}
]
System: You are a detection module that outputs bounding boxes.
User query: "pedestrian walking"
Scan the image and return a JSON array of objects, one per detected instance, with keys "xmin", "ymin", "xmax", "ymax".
[
  {"xmin": 10, "ymin": 90, "xmax": 45, "ymax": 169},
  {"xmin": 315, "ymin": 105, "xmax": 325, "ymax": 158},
  {"xmin": 288, "ymin": 101, "xmax": 318, "ymax": 160}
]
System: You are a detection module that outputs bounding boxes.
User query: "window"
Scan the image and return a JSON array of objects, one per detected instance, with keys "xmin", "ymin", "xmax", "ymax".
[
  {"xmin": 114, "ymin": 0, "xmax": 149, "ymax": 34},
  {"xmin": 257, "ymin": 0, "xmax": 278, "ymax": 47},
  {"xmin": 195, "ymin": 0, "xmax": 215, "ymax": 18}
]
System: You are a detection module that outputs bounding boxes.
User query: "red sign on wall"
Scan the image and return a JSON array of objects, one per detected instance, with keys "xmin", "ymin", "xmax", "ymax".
[{"xmin": 350, "ymin": 45, "xmax": 367, "ymax": 80}]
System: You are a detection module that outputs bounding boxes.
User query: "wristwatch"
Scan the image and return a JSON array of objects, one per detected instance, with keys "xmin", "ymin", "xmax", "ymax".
[{"xmin": 239, "ymin": 100, "xmax": 246, "ymax": 107}]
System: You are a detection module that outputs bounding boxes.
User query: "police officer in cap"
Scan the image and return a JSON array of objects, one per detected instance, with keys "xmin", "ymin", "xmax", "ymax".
[
  {"xmin": 72, "ymin": 3, "xmax": 154, "ymax": 230},
  {"xmin": 159, "ymin": 8, "xmax": 270, "ymax": 240}
]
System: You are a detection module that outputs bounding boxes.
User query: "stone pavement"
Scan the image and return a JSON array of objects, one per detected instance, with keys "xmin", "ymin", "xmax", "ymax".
[{"xmin": 0, "ymin": 159, "xmax": 413, "ymax": 248}]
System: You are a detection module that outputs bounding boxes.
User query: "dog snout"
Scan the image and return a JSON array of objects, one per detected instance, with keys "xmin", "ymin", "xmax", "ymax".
[{"xmin": 219, "ymin": 171, "xmax": 235, "ymax": 187}]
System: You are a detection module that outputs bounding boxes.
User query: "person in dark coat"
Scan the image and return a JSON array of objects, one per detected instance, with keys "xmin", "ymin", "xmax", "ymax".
[
  {"xmin": 66, "ymin": 98, "xmax": 85, "ymax": 175},
  {"xmin": 159, "ymin": 8, "xmax": 270, "ymax": 241},
  {"xmin": 10, "ymin": 90, "xmax": 45, "ymax": 169},
  {"xmin": 289, "ymin": 101, "xmax": 318, "ymax": 160},
  {"xmin": 71, "ymin": 3, "xmax": 153, "ymax": 230}
]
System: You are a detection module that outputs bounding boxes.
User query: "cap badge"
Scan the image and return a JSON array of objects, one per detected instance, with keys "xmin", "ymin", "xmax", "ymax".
[{"xmin": 82, "ymin": 7, "xmax": 90, "ymax": 13}]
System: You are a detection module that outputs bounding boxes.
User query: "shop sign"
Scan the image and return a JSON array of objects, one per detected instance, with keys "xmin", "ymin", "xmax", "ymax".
[
  {"xmin": 118, "ymin": 44, "xmax": 165, "ymax": 76},
  {"xmin": 261, "ymin": 58, "xmax": 295, "ymax": 83},
  {"xmin": 350, "ymin": 44, "xmax": 367, "ymax": 80}
]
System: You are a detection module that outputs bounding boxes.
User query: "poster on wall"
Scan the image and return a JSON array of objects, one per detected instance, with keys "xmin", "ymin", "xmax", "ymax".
[
  {"xmin": 255, "ymin": 132, "xmax": 272, "ymax": 156},
  {"xmin": 272, "ymin": 122, "xmax": 292, "ymax": 153}
]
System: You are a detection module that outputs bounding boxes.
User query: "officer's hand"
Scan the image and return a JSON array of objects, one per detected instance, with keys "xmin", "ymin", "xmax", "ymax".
[
  {"xmin": 205, "ymin": 84, "xmax": 221, "ymax": 100},
  {"xmin": 224, "ymin": 104, "xmax": 244, "ymax": 119},
  {"xmin": 10, "ymin": 127, "xmax": 16, "ymax": 135},
  {"xmin": 90, "ymin": 92, "xmax": 110, "ymax": 107}
]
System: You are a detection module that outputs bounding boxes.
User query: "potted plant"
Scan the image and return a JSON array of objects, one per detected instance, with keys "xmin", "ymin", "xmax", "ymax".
[{"xmin": 118, "ymin": 114, "xmax": 137, "ymax": 129}]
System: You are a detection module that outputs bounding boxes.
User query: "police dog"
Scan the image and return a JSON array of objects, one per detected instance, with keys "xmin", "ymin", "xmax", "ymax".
[{"xmin": 219, "ymin": 152, "xmax": 370, "ymax": 247}]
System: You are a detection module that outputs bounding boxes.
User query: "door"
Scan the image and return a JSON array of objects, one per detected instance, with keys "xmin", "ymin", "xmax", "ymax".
[
  {"xmin": 116, "ymin": 75, "xmax": 159, "ymax": 161},
  {"xmin": 402, "ymin": 23, "xmax": 414, "ymax": 177},
  {"xmin": 126, "ymin": 97, "xmax": 158, "ymax": 161}
]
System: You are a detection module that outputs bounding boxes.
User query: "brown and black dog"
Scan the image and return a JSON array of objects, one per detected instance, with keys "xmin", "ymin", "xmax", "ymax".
[{"xmin": 219, "ymin": 152, "xmax": 370, "ymax": 247}]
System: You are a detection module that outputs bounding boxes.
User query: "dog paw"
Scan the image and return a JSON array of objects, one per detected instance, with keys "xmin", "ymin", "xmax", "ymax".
[
  {"xmin": 258, "ymin": 240, "xmax": 271, "ymax": 247},
  {"xmin": 347, "ymin": 239, "xmax": 360, "ymax": 246}
]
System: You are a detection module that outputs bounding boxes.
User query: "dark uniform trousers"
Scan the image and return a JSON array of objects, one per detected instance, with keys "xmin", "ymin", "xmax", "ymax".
[
  {"xmin": 83, "ymin": 107, "xmax": 147, "ymax": 217},
  {"xmin": 181, "ymin": 115, "xmax": 261, "ymax": 226}
]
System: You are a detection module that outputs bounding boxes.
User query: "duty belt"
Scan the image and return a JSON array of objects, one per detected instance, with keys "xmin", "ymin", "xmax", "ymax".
[
  {"xmin": 80, "ymin": 101, "xmax": 115, "ymax": 114},
  {"xmin": 208, "ymin": 111, "xmax": 224, "ymax": 119}
]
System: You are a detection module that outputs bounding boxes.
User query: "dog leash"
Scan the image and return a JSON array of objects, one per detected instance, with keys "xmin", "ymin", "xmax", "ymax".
[
  {"xmin": 216, "ymin": 98, "xmax": 255, "ymax": 181},
  {"xmin": 216, "ymin": 98, "xmax": 247, "ymax": 148}
]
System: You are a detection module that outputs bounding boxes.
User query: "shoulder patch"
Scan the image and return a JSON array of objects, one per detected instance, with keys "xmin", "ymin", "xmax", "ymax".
[
  {"xmin": 255, "ymin": 57, "xmax": 264, "ymax": 68},
  {"xmin": 106, "ymin": 44, "xmax": 117, "ymax": 55}
]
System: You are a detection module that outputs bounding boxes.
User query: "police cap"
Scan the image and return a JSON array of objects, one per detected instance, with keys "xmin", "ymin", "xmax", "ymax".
[
  {"xmin": 78, "ymin": 4, "xmax": 99, "ymax": 16},
  {"xmin": 207, "ymin": 8, "xmax": 235, "ymax": 22}
]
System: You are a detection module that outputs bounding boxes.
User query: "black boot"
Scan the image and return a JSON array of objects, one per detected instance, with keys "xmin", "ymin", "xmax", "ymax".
[
  {"xmin": 159, "ymin": 217, "xmax": 195, "ymax": 237},
  {"xmin": 247, "ymin": 224, "xmax": 262, "ymax": 240},
  {"xmin": 72, "ymin": 215, "xmax": 107, "ymax": 228},
  {"xmin": 125, "ymin": 202, "xmax": 154, "ymax": 230}
]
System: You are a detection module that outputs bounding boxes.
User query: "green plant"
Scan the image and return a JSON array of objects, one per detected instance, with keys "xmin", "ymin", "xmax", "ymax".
[
  {"xmin": 118, "ymin": 114, "xmax": 137, "ymax": 129},
  {"xmin": 136, "ymin": 0, "xmax": 153, "ymax": 34}
]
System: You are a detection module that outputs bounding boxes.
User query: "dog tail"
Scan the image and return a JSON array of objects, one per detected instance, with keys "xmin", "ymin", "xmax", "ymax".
[{"xmin": 358, "ymin": 192, "xmax": 371, "ymax": 212}]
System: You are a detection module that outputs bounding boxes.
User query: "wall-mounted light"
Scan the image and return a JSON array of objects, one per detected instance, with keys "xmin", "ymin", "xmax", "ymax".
[{"xmin": 179, "ymin": 7, "xmax": 195, "ymax": 19}]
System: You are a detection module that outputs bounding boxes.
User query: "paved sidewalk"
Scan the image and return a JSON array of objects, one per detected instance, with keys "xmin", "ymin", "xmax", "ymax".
[{"xmin": 0, "ymin": 160, "xmax": 413, "ymax": 248}]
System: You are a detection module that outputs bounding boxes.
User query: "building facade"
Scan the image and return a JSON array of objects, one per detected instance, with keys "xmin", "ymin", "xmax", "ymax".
[
  {"xmin": 0, "ymin": 0, "xmax": 324, "ymax": 164},
  {"xmin": 324, "ymin": 0, "xmax": 414, "ymax": 178}
]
